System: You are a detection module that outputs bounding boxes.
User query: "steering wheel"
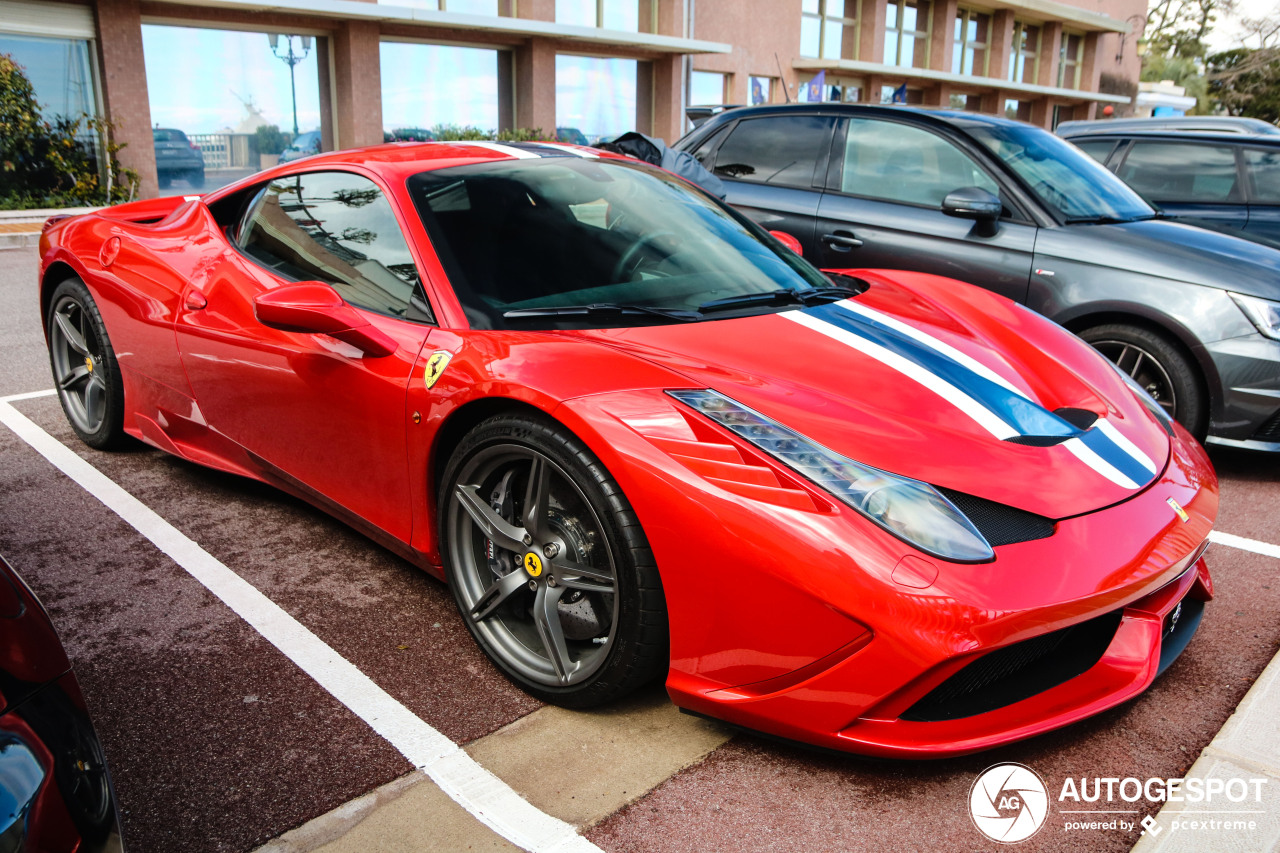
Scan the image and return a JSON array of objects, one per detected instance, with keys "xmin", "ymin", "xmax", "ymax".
[{"xmin": 612, "ymin": 231, "xmax": 676, "ymax": 282}]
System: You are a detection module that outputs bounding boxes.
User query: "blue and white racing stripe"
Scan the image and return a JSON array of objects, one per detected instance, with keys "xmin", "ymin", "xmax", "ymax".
[{"xmin": 782, "ymin": 301, "xmax": 1157, "ymax": 490}]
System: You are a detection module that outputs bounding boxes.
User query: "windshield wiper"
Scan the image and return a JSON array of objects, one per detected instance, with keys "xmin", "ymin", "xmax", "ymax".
[
  {"xmin": 502, "ymin": 303, "xmax": 702, "ymax": 322},
  {"xmin": 697, "ymin": 283, "xmax": 861, "ymax": 314}
]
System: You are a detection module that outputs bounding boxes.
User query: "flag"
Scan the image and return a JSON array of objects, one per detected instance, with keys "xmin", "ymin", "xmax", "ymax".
[
  {"xmin": 806, "ymin": 70, "xmax": 826, "ymax": 102},
  {"xmin": 891, "ymin": 83, "xmax": 908, "ymax": 104},
  {"xmin": 751, "ymin": 77, "xmax": 765, "ymax": 105}
]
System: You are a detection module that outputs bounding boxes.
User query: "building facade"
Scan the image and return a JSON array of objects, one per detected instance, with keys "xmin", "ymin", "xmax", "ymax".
[{"xmin": 1, "ymin": 0, "xmax": 1141, "ymax": 199}]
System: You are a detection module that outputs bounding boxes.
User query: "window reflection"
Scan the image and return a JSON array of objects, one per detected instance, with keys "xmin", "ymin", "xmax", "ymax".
[
  {"xmin": 555, "ymin": 55, "xmax": 637, "ymax": 144},
  {"xmin": 0, "ymin": 34, "xmax": 96, "ymax": 120},
  {"xmin": 381, "ymin": 42, "xmax": 500, "ymax": 133}
]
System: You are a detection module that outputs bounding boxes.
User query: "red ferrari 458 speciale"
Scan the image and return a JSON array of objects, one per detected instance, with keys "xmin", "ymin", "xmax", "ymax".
[{"xmin": 37, "ymin": 141, "xmax": 1216, "ymax": 757}]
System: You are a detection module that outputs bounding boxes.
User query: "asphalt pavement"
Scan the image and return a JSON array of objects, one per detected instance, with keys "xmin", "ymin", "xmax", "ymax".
[{"xmin": 2, "ymin": 240, "xmax": 1279, "ymax": 853}]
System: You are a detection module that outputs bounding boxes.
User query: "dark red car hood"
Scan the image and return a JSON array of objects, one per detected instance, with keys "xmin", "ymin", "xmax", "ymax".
[{"xmin": 576, "ymin": 271, "xmax": 1170, "ymax": 520}]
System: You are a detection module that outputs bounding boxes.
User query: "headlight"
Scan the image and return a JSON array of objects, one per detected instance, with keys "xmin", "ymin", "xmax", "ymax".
[
  {"xmin": 1230, "ymin": 292, "xmax": 1280, "ymax": 341},
  {"xmin": 1104, "ymin": 356, "xmax": 1174, "ymax": 433},
  {"xmin": 667, "ymin": 389, "xmax": 994, "ymax": 563}
]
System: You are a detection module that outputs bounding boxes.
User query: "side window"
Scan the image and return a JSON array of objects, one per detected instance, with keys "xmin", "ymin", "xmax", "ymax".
[
  {"xmin": 239, "ymin": 171, "xmax": 423, "ymax": 319},
  {"xmin": 689, "ymin": 123, "xmax": 732, "ymax": 168},
  {"xmin": 1244, "ymin": 148, "xmax": 1280, "ymax": 203},
  {"xmin": 1116, "ymin": 142, "xmax": 1240, "ymax": 204},
  {"xmin": 709, "ymin": 115, "xmax": 835, "ymax": 188},
  {"xmin": 1072, "ymin": 139, "xmax": 1118, "ymax": 166},
  {"xmin": 840, "ymin": 119, "xmax": 999, "ymax": 207}
]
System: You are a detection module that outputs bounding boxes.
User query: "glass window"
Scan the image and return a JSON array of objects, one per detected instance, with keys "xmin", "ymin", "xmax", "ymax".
[
  {"xmin": 884, "ymin": 1, "xmax": 931, "ymax": 68},
  {"xmin": 1058, "ymin": 31, "xmax": 1083, "ymax": 89},
  {"xmin": 749, "ymin": 76, "xmax": 774, "ymax": 105},
  {"xmin": 1071, "ymin": 139, "xmax": 1117, "ymax": 165},
  {"xmin": 556, "ymin": 55, "xmax": 637, "ymax": 145},
  {"xmin": 951, "ymin": 9, "xmax": 989, "ymax": 76},
  {"xmin": 381, "ymin": 42, "xmax": 500, "ymax": 135},
  {"xmin": 840, "ymin": 118, "xmax": 997, "ymax": 206},
  {"xmin": 691, "ymin": 71, "xmax": 727, "ymax": 105},
  {"xmin": 239, "ymin": 172, "xmax": 423, "ymax": 319},
  {"xmin": 1003, "ymin": 98, "xmax": 1031, "ymax": 122},
  {"xmin": 710, "ymin": 115, "xmax": 836, "ymax": 188},
  {"xmin": 800, "ymin": 0, "xmax": 858, "ymax": 60},
  {"xmin": 1008, "ymin": 21, "xmax": 1040, "ymax": 84},
  {"xmin": 556, "ymin": 0, "xmax": 644, "ymax": 31},
  {"xmin": 407, "ymin": 158, "xmax": 830, "ymax": 329},
  {"xmin": 1117, "ymin": 142, "xmax": 1240, "ymax": 204},
  {"xmin": 0, "ymin": 34, "xmax": 96, "ymax": 121},
  {"xmin": 1245, "ymin": 148, "xmax": 1280, "ymax": 203}
]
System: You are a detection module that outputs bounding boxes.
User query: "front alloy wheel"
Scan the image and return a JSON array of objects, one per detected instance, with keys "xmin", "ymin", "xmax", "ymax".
[{"xmin": 441, "ymin": 414, "xmax": 667, "ymax": 707}]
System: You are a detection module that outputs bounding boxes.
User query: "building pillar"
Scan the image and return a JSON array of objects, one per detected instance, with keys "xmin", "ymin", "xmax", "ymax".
[
  {"xmin": 930, "ymin": 0, "xmax": 958, "ymax": 73},
  {"xmin": 988, "ymin": 10, "xmax": 1015, "ymax": 86},
  {"xmin": 860, "ymin": 1, "xmax": 886, "ymax": 64},
  {"xmin": 317, "ymin": 37, "xmax": 336, "ymax": 152},
  {"xmin": 93, "ymin": 0, "xmax": 156, "ymax": 197},
  {"xmin": 1029, "ymin": 97, "xmax": 1051, "ymax": 127},
  {"xmin": 651, "ymin": 53, "xmax": 683, "ymax": 141},
  {"xmin": 331, "ymin": 21, "xmax": 383, "ymax": 149},
  {"xmin": 515, "ymin": 0, "xmax": 554, "ymax": 21},
  {"xmin": 1037, "ymin": 21, "xmax": 1063, "ymax": 89},
  {"xmin": 514, "ymin": 38, "xmax": 556, "ymax": 134},
  {"xmin": 1079, "ymin": 31, "xmax": 1104, "ymax": 95}
]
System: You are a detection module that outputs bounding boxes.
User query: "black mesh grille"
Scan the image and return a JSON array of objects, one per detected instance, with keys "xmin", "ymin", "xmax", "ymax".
[
  {"xmin": 1251, "ymin": 409, "xmax": 1280, "ymax": 442},
  {"xmin": 937, "ymin": 488, "xmax": 1056, "ymax": 547},
  {"xmin": 901, "ymin": 609, "xmax": 1123, "ymax": 722}
]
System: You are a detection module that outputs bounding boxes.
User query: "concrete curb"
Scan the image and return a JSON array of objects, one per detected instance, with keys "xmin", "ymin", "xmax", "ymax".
[{"xmin": 1131, "ymin": 633, "xmax": 1280, "ymax": 851}]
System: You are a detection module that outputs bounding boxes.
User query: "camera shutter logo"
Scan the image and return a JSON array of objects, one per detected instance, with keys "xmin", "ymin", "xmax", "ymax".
[{"xmin": 969, "ymin": 763, "xmax": 1049, "ymax": 844}]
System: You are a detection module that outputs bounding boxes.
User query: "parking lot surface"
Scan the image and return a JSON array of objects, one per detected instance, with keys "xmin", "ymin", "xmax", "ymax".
[{"xmin": 2, "ymin": 244, "xmax": 1278, "ymax": 852}]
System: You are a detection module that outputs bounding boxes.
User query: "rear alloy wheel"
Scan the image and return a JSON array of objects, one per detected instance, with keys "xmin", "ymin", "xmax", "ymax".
[
  {"xmin": 47, "ymin": 278, "xmax": 127, "ymax": 449},
  {"xmin": 1080, "ymin": 323, "xmax": 1207, "ymax": 440},
  {"xmin": 441, "ymin": 414, "xmax": 667, "ymax": 707}
]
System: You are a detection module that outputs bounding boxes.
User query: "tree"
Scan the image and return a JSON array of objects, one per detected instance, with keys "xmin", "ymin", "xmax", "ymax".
[
  {"xmin": 1207, "ymin": 47, "xmax": 1280, "ymax": 122},
  {"xmin": 1147, "ymin": 0, "xmax": 1235, "ymax": 59},
  {"xmin": 1142, "ymin": 53, "xmax": 1211, "ymax": 113}
]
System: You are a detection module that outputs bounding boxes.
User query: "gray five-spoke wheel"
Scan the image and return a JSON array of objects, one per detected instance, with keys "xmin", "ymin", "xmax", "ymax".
[
  {"xmin": 1090, "ymin": 338, "xmax": 1178, "ymax": 418},
  {"xmin": 448, "ymin": 444, "xmax": 620, "ymax": 688},
  {"xmin": 1080, "ymin": 322, "xmax": 1207, "ymax": 440},
  {"xmin": 50, "ymin": 294, "xmax": 111, "ymax": 436}
]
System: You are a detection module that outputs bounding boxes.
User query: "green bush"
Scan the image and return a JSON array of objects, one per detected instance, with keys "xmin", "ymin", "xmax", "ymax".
[
  {"xmin": 253, "ymin": 124, "xmax": 286, "ymax": 156},
  {"xmin": 429, "ymin": 123, "xmax": 554, "ymax": 143},
  {"xmin": 0, "ymin": 53, "xmax": 138, "ymax": 210}
]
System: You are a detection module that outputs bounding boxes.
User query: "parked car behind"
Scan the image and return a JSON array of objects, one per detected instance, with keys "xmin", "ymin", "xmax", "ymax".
[
  {"xmin": 0, "ymin": 554, "xmax": 123, "ymax": 851},
  {"xmin": 1056, "ymin": 116, "xmax": 1280, "ymax": 136},
  {"xmin": 280, "ymin": 130, "xmax": 322, "ymax": 163},
  {"xmin": 152, "ymin": 128, "xmax": 204, "ymax": 189},
  {"xmin": 675, "ymin": 103, "xmax": 1280, "ymax": 451},
  {"xmin": 1057, "ymin": 128, "xmax": 1280, "ymax": 245}
]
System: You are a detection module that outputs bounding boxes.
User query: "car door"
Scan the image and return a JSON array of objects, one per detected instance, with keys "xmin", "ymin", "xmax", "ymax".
[
  {"xmin": 1113, "ymin": 139, "xmax": 1248, "ymax": 233},
  {"xmin": 813, "ymin": 116, "xmax": 1037, "ymax": 302},
  {"xmin": 174, "ymin": 170, "xmax": 434, "ymax": 542},
  {"xmin": 699, "ymin": 113, "xmax": 837, "ymax": 256},
  {"xmin": 1240, "ymin": 145, "xmax": 1280, "ymax": 241}
]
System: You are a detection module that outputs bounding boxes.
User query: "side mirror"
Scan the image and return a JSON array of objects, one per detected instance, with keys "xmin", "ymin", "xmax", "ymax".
[
  {"xmin": 254, "ymin": 282, "xmax": 397, "ymax": 357},
  {"xmin": 769, "ymin": 230, "xmax": 803, "ymax": 256},
  {"xmin": 941, "ymin": 187, "xmax": 1003, "ymax": 222}
]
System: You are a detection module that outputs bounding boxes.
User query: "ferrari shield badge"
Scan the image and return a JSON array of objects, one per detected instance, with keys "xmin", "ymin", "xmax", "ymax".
[
  {"xmin": 1166, "ymin": 497, "xmax": 1190, "ymax": 523},
  {"xmin": 424, "ymin": 351, "xmax": 452, "ymax": 389}
]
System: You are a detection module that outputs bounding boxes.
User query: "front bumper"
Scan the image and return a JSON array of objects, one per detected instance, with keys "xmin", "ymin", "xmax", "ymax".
[{"xmin": 1204, "ymin": 332, "xmax": 1280, "ymax": 448}]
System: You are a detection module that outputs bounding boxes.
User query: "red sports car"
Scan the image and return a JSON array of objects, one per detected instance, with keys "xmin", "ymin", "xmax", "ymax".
[{"xmin": 37, "ymin": 141, "xmax": 1216, "ymax": 757}]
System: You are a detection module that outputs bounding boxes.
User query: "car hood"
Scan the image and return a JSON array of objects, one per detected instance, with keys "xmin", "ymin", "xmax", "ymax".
[
  {"xmin": 577, "ymin": 272, "xmax": 1170, "ymax": 519},
  {"xmin": 1043, "ymin": 219, "xmax": 1280, "ymax": 300}
]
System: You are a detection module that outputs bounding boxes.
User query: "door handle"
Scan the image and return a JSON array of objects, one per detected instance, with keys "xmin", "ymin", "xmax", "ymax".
[{"xmin": 822, "ymin": 232, "xmax": 863, "ymax": 250}]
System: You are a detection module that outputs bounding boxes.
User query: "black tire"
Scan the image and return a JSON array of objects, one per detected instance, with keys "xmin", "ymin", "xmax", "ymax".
[
  {"xmin": 439, "ymin": 412, "xmax": 668, "ymax": 708},
  {"xmin": 46, "ymin": 278, "xmax": 128, "ymax": 449},
  {"xmin": 1080, "ymin": 323, "xmax": 1207, "ymax": 440}
]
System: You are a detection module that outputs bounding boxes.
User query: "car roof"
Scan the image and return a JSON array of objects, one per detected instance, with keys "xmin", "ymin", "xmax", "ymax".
[
  {"xmin": 684, "ymin": 102, "xmax": 1023, "ymax": 133},
  {"xmin": 1057, "ymin": 116, "xmax": 1280, "ymax": 136},
  {"xmin": 201, "ymin": 140, "xmax": 621, "ymax": 204},
  {"xmin": 1063, "ymin": 130, "xmax": 1280, "ymax": 145}
]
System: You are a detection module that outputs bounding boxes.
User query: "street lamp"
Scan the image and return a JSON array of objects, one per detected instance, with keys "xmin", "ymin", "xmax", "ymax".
[{"xmin": 268, "ymin": 33, "xmax": 312, "ymax": 136}]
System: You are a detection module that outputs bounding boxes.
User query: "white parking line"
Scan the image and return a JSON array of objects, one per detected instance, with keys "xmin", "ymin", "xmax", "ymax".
[
  {"xmin": 0, "ymin": 393, "xmax": 601, "ymax": 853},
  {"xmin": 1209, "ymin": 530, "xmax": 1280, "ymax": 560}
]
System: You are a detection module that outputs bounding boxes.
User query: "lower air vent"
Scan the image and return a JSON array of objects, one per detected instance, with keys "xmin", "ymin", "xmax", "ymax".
[
  {"xmin": 901, "ymin": 610, "xmax": 1122, "ymax": 722},
  {"xmin": 1251, "ymin": 409, "xmax": 1280, "ymax": 443},
  {"xmin": 937, "ymin": 488, "xmax": 1055, "ymax": 547}
]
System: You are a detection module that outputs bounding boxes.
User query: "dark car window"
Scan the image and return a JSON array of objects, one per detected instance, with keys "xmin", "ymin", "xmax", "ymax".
[
  {"xmin": 1071, "ymin": 139, "xmax": 1117, "ymax": 165},
  {"xmin": 238, "ymin": 171, "xmax": 424, "ymax": 319},
  {"xmin": 1117, "ymin": 142, "xmax": 1240, "ymax": 204},
  {"xmin": 839, "ymin": 118, "xmax": 998, "ymax": 206},
  {"xmin": 153, "ymin": 129, "xmax": 188, "ymax": 143},
  {"xmin": 709, "ymin": 115, "xmax": 835, "ymax": 188},
  {"xmin": 407, "ymin": 157, "xmax": 831, "ymax": 330},
  {"xmin": 689, "ymin": 123, "xmax": 732, "ymax": 168},
  {"xmin": 1244, "ymin": 147, "xmax": 1280, "ymax": 203}
]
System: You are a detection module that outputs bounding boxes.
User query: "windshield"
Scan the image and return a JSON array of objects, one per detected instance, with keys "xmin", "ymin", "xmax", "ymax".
[
  {"xmin": 407, "ymin": 157, "xmax": 832, "ymax": 329},
  {"xmin": 965, "ymin": 122, "xmax": 1154, "ymax": 223}
]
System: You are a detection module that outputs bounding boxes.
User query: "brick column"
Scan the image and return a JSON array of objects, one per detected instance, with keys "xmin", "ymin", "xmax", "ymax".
[
  {"xmin": 650, "ymin": 53, "xmax": 683, "ymax": 142},
  {"xmin": 514, "ymin": 38, "xmax": 556, "ymax": 134},
  {"xmin": 1079, "ymin": 31, "xmax": 1104, "ymax": 95},
  {"xmin": 93, "ymin": 0, "xmax": 156, "ymax": 198},
  {"xmin": 930, "ymin": 0, "xmax": 958, "ymax": 73},
  {"xmin": 516, "ymin": 0, "xmax": 554, "ymax": 21},
  {"xmin": 331, "ymin": 21, "xmax": 383, "ymax": 149},
  {"xmin": 1037, "ymin": 21, "xmax": 1063, "ymax": 89},
  {"xmin": 860, "ymin": 1, "xmax": 886, "ymax": 64},
  {"xmin": 987, "ymin": 10, "xmax": 1015, "ymax": 85}
]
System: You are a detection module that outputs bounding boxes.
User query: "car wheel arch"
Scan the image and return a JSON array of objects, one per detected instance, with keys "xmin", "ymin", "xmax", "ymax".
[{"xmin": 39, "ymin": 261, "xmax": 84, "ymax": 338}]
